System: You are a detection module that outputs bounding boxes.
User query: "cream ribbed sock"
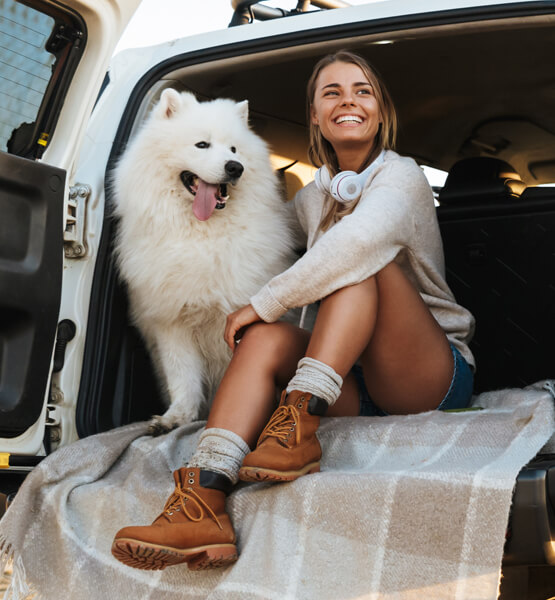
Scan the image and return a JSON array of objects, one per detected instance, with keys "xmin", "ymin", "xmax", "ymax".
[
  {"xmin": 188, "ymin": 427, "xmax": 250, "ymax": 485},
  {"xmin": 286, "ymin": 357, "xmax": 343, "ymax": 406}
]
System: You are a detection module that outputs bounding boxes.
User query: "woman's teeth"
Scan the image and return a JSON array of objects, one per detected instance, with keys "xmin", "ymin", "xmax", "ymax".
[{"xmin": 335, "ymin": 115, "xmax": 362, "ymax": 124}]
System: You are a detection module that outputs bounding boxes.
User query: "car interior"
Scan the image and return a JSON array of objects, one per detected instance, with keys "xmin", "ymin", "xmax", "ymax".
[{"xmin": 75, "ymin": 10, "xmax": 555, "ymax": 438}]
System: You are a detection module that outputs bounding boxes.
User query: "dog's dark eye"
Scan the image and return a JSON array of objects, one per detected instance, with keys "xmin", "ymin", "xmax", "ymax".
[
  {"xmin": 230, "ymin": 146, "xmax": 237, "ymax": 153},
  {"xmin": 195, "ymin": 141, "xmax": 210, "ymax": 149}
]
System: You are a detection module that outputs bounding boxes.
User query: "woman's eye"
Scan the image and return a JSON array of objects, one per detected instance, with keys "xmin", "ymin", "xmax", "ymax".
[
  {"xmin": 230, "ymin": 146, "xmax": 237, "ymax": 153},
  {"xmin": 195, "ymin": 141, "xmax": 210, "ymax": 149}
]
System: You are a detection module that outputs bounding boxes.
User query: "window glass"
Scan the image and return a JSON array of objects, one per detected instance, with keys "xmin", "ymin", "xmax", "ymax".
[
  {"xmin": 0, "ymin": 0, "xmax": 56, "ymax": 152},
  {"xmin": 421, "ymin": 165, "xmax": 448, "ymax": 205},
  {"xmin": 421, "ymin": 165, "xmax": 448, "ymax": 188}
]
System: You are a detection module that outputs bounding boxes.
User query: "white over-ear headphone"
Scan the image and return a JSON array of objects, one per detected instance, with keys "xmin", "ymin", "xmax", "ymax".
[{"xmin": 314, "ymin": 150, "xmax": 386, "ymax": 203}]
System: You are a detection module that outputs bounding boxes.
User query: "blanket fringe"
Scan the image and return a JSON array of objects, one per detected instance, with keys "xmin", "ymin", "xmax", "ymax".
[{"xmin": 1, "ymin": 537, "xmax": 37, "ymax": 600}]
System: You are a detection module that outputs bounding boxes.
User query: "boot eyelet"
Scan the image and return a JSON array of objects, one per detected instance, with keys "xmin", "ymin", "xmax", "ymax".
[
  {"xmin": 168, "ymin": 511, "xmax": 173, "ymax": 515},
  {"xmin": 188, "ymin": 478, "xmax": 195, "ymax": 484},
  {"xmin": 188, "ymin": 471, "xmax": 195, "ymax": 477},
  {"xmin": 298, "ymin": 403, "xmax": 303, "ymax": 408},
  {"xmin": 290, "ymin": 427, "xmax": 295, "ymax": 431}
]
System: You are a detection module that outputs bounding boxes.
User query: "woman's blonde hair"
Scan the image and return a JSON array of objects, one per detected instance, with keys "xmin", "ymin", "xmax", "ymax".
[{"xmin": 307, "ymin": 50, "xmax": 398, "ymax": 229}]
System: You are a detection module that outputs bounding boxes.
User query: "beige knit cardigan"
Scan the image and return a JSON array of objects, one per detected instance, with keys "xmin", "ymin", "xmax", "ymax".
[{"xmin": 250, "ymin": 150, "xmax": 475, "ymax": 369}]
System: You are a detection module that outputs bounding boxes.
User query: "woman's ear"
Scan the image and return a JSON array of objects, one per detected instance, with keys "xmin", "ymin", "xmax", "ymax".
[{"xmin": 310, "ymin": 105, "xmax": 319, "ymax": 125}]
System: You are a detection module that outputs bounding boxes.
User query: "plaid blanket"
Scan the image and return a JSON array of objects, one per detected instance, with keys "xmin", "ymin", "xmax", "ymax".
[{"xmin": 1, "ymin": 383, "xmax": 553, "ymax": 600}]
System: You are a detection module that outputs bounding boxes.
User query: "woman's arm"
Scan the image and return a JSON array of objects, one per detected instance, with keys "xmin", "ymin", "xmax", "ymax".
[
  {"xmin": 250, "ymin": 160, "xmax": 431, "ymax": 322},
  {"xmin": 222, "ymin": 187, "xmax": 314, "ymax": 351}
]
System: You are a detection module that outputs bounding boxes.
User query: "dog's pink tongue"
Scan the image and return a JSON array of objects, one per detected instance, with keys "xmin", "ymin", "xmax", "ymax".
[{"xmin": 193, "ymin": 180, "xmax": 218, "ymax": 221}]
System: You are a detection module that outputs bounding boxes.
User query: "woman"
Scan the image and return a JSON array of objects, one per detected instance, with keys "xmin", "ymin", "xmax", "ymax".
[{"xmin": 111, "ymin": 50, "xmax": 475, "ymax": 571}]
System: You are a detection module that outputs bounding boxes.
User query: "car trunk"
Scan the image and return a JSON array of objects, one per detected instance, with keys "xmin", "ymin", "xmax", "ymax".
[{"xmin": 74, "ymin": 4, "xmax": 555, "ymax": 571}]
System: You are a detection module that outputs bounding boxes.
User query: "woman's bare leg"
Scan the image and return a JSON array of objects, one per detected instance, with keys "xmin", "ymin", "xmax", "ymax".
[
  {"xmin": 208, "ymin": 260, "xmax": 454, "ymax": 444},
  {"xmin": 305, "ymin": 276, "xmax": 380, "ymax": 416},
  {"xmin": 314, "ymin": 261, "xmax": 453, "ymax": 416},
  {"xmin": 360, "ymin": 262, "xmax": 453, "ymax": 414},
  {"xmin": 206, "ymin": 322, "xmax": 310, "ymax": 447}
]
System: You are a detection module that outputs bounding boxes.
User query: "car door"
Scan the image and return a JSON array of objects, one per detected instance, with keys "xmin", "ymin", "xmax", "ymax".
[{"xmin": 0, "ymin": 0, "xmax": 140, "ymax": 458}]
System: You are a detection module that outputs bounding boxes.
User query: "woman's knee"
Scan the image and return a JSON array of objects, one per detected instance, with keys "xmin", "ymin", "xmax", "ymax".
[
  {"xmin": 238, "ymin": 321, "xmax": 309, "ymax": 379},
  {"xmin": 320, "ymin": 275, "xmax": 378, "ymax": 309},
  {"xmin": 239, "ymin": 321, "xmax": 300, "ymax": 355}
]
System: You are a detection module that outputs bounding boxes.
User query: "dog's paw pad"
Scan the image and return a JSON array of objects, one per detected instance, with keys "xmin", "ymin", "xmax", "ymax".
[{"xmin": 148, "ymin": 417, "xmax": 178, "ymax": 436}]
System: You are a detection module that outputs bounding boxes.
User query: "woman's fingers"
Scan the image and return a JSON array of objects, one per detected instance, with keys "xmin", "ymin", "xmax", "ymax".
[
  {"xmin": 224, "ymin": 304, "xmax": 261, "ymax": 350},
  {"xmin": 224, "ymin": 313, "xmax": 241, "ymax": 350}
]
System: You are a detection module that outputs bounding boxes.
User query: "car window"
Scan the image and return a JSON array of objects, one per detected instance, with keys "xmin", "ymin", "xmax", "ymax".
[
  {"xmin": 0, "ymin": 0, "xmax": 84, "ymax": 158},
  {"xmin": 421, "ymin": 165, "xmax": 448, "ymax": 204},
  {"xmin": 0, "ymin": 0, "xmax": 56, "ymax": 153}
]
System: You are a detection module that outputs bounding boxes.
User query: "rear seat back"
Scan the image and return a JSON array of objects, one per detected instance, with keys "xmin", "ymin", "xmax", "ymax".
[{"xmin": 436, "ymin": 157, "xmax": 555, "ymax": 393}]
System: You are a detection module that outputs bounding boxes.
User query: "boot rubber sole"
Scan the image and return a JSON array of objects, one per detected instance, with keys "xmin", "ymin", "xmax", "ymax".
[
  {"xmin": 238, "ymin": 462, "xmax": 320, "ymax": 483},
  {"xmin": 111, "ymin": 538, "xmax": 238, "ymax": 571}
]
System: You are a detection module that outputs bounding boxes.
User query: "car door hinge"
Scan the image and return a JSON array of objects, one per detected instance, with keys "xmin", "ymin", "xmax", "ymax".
[
  {"xmin": 47, "ymin": 385, "xmax": 63, "ymax": 444},
  {"xmin": 46, "ymin": 23, "xmax": 84, "ymax": 53},
  {"xmin": 64, "ymin": 183, "xmax": 90, "ymax": 258},
  {"xmin": 46, "ymin": 404, "xmax": 62, "ymax": 428}
]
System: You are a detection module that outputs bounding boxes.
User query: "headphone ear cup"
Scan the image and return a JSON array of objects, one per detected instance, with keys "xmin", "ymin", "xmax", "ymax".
[
  {"xmin": 314, "ymin": 166, "xmax": 331, "ymax": 194},
  {"xmin": 314, "ymin": 150, "xmax": 386, "ymax": 203},
  {"xmin": 330, "ymin": 170, "xmax": 360, "ymax": 203}
]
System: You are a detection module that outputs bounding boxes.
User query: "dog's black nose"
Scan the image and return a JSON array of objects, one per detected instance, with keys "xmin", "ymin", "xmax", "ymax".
[{"xmin": 225, "ymin": 160, "xmax": 244, "ymax": 179}]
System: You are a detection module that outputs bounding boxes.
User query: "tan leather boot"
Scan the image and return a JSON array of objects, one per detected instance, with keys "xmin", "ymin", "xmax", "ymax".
[
  {"xmin": 238, "ymin": 390, "xmax": 326, "ymax": 483},
  {"xmin": 111, "ymin": 467, "xmax": 237, "ymax": 570}
]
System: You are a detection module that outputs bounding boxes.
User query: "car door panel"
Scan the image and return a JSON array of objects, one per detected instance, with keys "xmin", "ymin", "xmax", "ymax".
[{"xmin": 0, "ymin": 153, "xmax": 64, "ymax": 438}]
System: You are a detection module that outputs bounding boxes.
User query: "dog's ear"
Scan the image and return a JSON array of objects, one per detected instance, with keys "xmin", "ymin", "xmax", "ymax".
[
  {"xmin": 156, "ymin": 89, "xmax": 197, "ymax": 119},
  {"xmin": 236, "ymin": 100, "xmax": 249, "ymax": 124},
  {"xmin": 157, "ymin": 89, "xmax": 182, "ymax": 119}
]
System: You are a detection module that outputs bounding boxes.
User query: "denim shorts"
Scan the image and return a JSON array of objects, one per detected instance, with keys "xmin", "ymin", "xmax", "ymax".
[{"xmin": 355, "ymin": 344, "xmax": 474, "ymax": 417}]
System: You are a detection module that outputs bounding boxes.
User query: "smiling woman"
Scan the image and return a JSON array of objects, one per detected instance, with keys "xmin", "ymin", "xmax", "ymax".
[
  {"xmin": 306, "ymin": 50, "xmax": 397, "ymax": 227},
  {"xmin": 310, "ymin": 63, "xmax": 382, "ymax": 169}
]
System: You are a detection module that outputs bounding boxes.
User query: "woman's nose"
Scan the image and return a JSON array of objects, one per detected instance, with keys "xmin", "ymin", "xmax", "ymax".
[{"xmin": 341, "ymin": 92, "xmax": 355, "ymax": 106}]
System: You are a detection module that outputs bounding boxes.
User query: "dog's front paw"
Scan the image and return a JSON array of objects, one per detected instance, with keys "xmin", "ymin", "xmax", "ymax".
[
  {"xmin": 148, "ymin": 402, "xmax": 198, "ymax": 435},
  {"xmin": 148, "ymin": 414, "xmax": 181, "ymax": 436}
]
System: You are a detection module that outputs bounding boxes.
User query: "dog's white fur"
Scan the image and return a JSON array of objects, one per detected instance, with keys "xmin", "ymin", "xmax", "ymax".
[{"xmin": 112, "ymin": 89, "xmax": 296, "ymax": 431}]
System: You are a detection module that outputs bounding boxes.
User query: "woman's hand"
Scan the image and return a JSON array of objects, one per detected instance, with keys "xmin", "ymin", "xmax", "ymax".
[{"xmin": 224, "ymin": 304, "xmax": 262, "ymax": 351}]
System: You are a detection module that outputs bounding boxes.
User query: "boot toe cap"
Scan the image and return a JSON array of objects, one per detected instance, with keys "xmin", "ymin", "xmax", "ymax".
[{"xmin": 113, "ymin": 525, "xmax": 164, "ymax": 545}]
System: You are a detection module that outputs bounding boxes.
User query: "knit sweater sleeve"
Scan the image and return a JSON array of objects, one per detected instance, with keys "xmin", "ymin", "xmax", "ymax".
[{"xmin": 250, "ymin": 158, "xmax": 428, "ymax": 322}]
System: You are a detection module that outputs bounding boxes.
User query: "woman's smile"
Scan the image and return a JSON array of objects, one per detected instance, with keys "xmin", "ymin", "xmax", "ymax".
[{"xmin": 334, "ymin": 114, "xmax": 364, "ymax": 126}]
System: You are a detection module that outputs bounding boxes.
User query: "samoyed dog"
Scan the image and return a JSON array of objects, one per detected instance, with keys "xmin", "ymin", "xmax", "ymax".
[{"xmin": 112, "ymin": 89, "xmax": 296, "ymax": 433}]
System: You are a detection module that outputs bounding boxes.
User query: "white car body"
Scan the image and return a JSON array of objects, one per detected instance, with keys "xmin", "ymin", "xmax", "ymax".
[
  {"xmin": 0, "ymin": 0, "xmax": 543, "ymax": 455},
  {"xmin": 1, "ymin": 0, "xmax": 554, "ymax": 573}
]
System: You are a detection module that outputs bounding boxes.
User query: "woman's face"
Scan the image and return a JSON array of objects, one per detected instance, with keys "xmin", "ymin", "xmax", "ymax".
[{"xmin": 311, "ymin": 61, "xmax": 382, "ymax": 166}]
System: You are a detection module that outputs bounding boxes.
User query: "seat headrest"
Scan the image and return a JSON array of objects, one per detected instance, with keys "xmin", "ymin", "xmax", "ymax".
[{"xmin": 438, "ymin": 157, "xmax": 526, "ymax": 205}]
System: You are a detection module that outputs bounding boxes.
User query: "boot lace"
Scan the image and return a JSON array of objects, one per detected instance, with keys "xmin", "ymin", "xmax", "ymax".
[
  {"xmin": 258, "ymin": 404, "xmax": 301, "ymax": 446},
  {"xmin": 158, "ymin": 483, "xmax": 223, "ymax": 530}
]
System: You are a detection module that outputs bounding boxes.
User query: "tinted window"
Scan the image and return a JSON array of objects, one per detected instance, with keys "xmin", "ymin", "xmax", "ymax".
[
  {"xmin": 0, "ymin": 0, "xmax": 55, "ymax": 152},
  {"xmin": 0, "ymin": 0, "xmax": 84, "ymax": 158}
]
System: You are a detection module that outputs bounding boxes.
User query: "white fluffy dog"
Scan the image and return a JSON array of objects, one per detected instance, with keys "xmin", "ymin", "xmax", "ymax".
[{"xmin": 112, "ymin": 89, "xmax": 296, "ymax": 432}]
